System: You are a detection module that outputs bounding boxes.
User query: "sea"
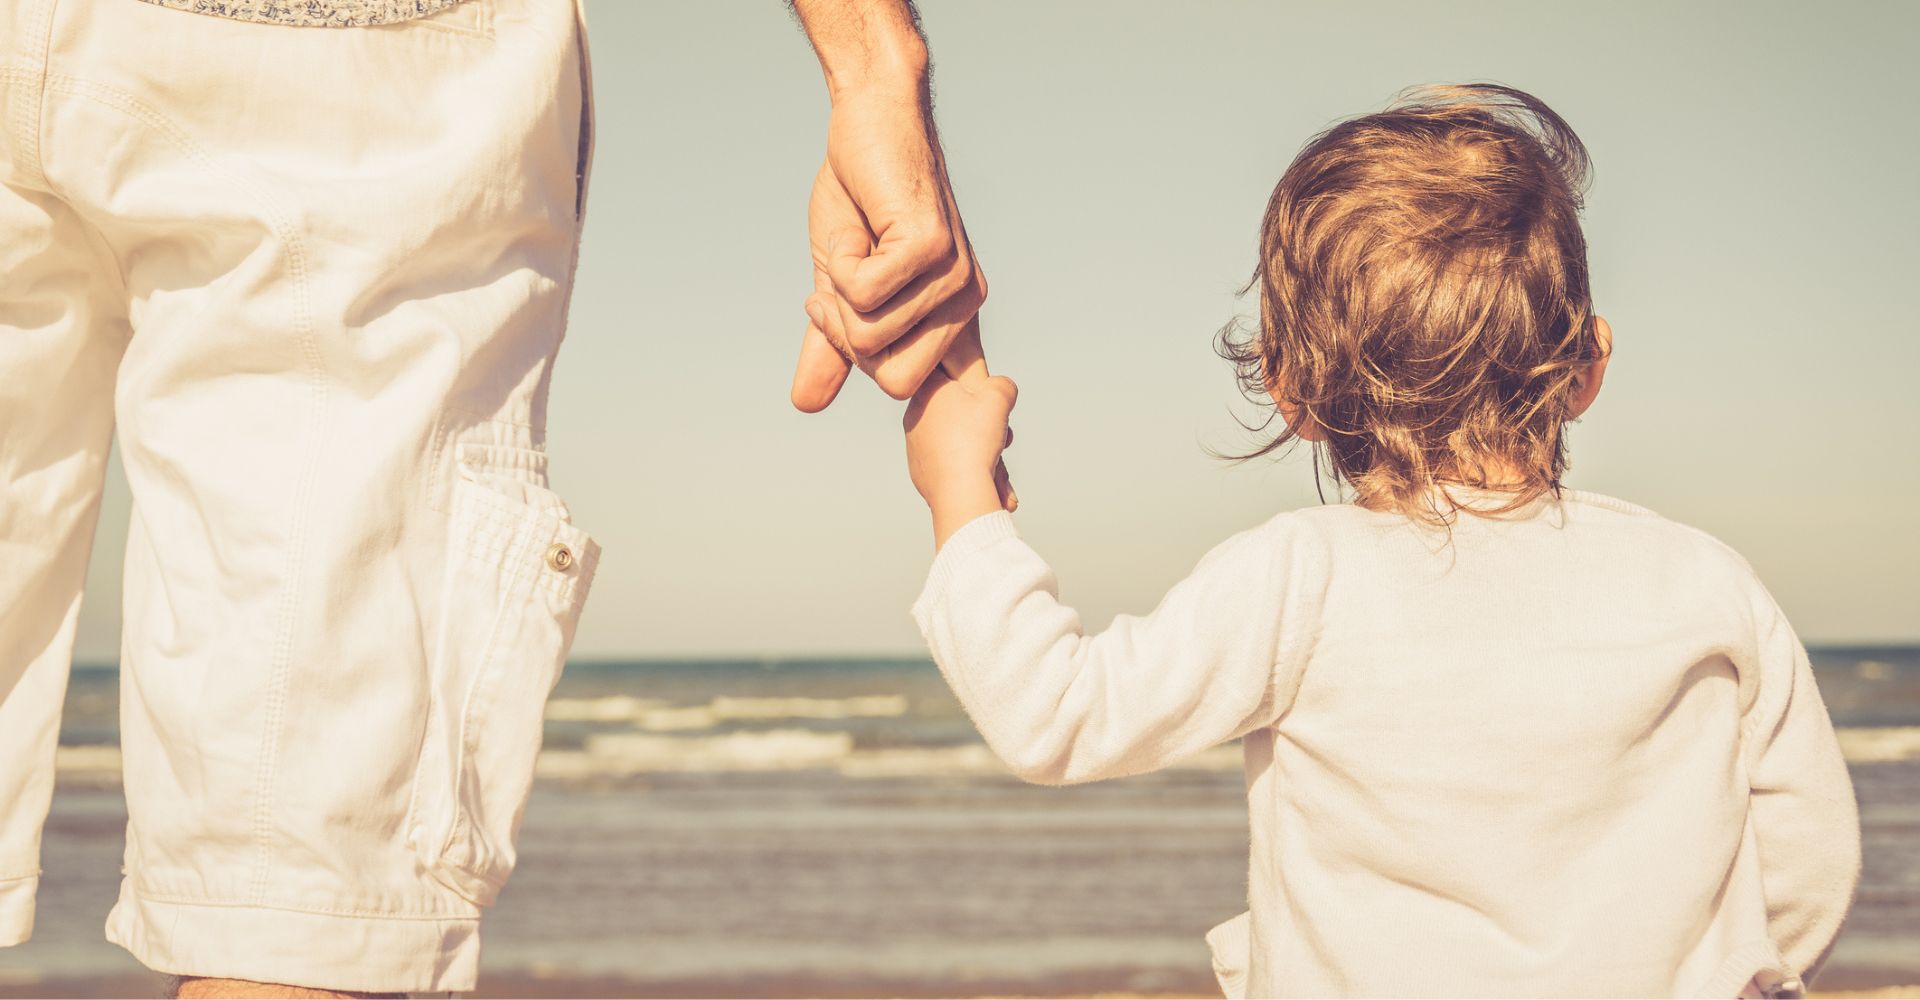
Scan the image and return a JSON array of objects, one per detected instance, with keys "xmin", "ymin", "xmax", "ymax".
[{"xmin": 3, "ymin": 648, "xmax": 1918, "ymax": 997}]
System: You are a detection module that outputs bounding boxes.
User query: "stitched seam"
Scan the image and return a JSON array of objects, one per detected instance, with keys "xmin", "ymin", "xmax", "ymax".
[
  {"xmin": 44, "ymin": 74, "xmax": 330, "ymax": 908},
  {"xmin": 27, "ymin": 0, "xmax": 54, "ymax": 188},
  {"xmin": 408, "ymin": 0, "xmax": 492, "ymax": 40},
  {"xmin": 0, "ymin": 869, "xmax": 41, "ymax": 882},
  {"xmin": 4, "ymin": 67, "xmax": 139, "ymax": 342},
  {"xmin": 433, "ymin": 502, "xmax": 529, "ymax": 867},
  {"xmin": 458, "ymin": 484, "xmax": 592, "ymax": 599},
  {"xmin": 426, "ymin": 411, "xmax": 543, "ymax": 514},
  {"xmin": 8, "ymin": 0, "xmax": 54, "ymax": 188},
  {"xmin": 534, "ymin": 0, "xmax": 592, "ymax": 443}
]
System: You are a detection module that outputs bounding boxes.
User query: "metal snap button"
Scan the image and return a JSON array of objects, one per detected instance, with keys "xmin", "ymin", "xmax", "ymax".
[{"xmin": 545, "ymin": 542, "xmax": 575, "ymax": 572}]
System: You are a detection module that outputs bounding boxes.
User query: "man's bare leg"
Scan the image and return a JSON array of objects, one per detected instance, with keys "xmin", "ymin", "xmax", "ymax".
[{"xmin": 173, "ymin": 978, "xmax": 402, "ymax": 999}]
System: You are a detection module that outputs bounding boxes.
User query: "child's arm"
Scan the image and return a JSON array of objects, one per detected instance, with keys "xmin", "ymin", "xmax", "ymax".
[
  {"xmin": 1742, "ymin": 590, "xmax": 1860, "ymax": 983},
  {"xmin": 902, "ymin": 373, "xmax": 1322, "ymax": 785}
]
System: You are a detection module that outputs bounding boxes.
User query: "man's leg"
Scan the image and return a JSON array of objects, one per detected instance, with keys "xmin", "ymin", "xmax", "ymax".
[
  {"xmin": 172, "ymin": 975, "xmax": 400, "ymax": 999},
  {"xmin": 0, "ymin": 0, "xmax": 128, "ymax": 935},
  {"xmin": 37, "ymin": 0, "xmax": 599, "ymax": 991}
]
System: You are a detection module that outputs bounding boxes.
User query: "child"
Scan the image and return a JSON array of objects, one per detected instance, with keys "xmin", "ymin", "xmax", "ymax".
[{"xmin": 900, "ymin": 85, "xmax": 1859, "ymax": 998}]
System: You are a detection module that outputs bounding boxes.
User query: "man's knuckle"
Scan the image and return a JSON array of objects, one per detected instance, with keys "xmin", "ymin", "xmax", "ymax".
[
  {"xmin": 845, "ymin": 281, "xmax": 889, "ymax": 313},
  {"xmin": 850, "ymin": 322, "xmax": 897, "ymax": 355},
  {"xmin": 911, "ymin": 220, "xmax": 956, "ymax": 264}
]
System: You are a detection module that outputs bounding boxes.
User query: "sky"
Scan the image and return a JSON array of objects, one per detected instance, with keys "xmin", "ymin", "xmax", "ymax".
[{"xmin": 71, "ymin": 0, "xmax": 1919, "ymax": 660}]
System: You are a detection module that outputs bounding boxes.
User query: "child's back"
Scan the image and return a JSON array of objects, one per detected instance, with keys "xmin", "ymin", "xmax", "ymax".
[
  {"xmin": 899, "ymin": 84, "xmax": 1858, "ymax": 998},
  {"xmin": 1224, "ymin": 494, "xmax": 1849, "ymax": 996}
]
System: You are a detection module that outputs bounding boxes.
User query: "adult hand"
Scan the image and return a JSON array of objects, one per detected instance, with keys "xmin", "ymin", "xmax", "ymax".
[{"xmin": 787, "ymin": 5, "xmax": 989, "ymax": 413}]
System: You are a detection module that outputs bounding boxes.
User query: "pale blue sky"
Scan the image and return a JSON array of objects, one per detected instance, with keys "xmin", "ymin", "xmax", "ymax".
[{"xmin": 73, "ymin": 0, "xmax": 1919, "ymax": 660}]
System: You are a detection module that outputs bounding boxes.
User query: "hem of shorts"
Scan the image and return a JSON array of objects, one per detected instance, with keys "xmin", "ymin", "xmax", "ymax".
[{"xmin": 105, "ymin": 883, "xmax": 481, "ymax": 993}]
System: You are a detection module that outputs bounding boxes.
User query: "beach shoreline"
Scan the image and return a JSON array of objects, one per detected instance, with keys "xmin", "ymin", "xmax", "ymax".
[{"xmin": 6, "ymin": 653, "xmax": 1915, "ymax": 999}]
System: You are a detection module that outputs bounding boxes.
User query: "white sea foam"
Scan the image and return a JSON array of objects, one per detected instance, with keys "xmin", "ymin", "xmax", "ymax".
[
  {"xmin": 538, "ymin": 729, "xmax": 856, "ymax": 778},
  {"xmin": 535, "ymin": 731, "xmax": 1244, "ymax": 780},
  {"xmin": 836, "ymin": 742, "xmax": 1245, "ymax": 779},
  {"xmin": 1836, "ymin": 726, "xmax": 1920, "ymax": 764},
  {"xmin": 1854, "ymin": 659, "xmax": 1896, "ymax": 680},
  {"xmin": 52, "ymin": 745, "xmax": 123, "ymax": 786},
  {"xmin": 543, "ymin": 694, "xmax": 909, "ymax": 731},
  {"xmin": 52, "ymin": 726, "xmax": 1920, "ymax": 785}
]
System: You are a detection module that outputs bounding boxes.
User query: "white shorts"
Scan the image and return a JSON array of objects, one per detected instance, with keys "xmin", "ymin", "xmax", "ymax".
[{"xmin": 0, "ymin": 0, "xmax": 599, "ymax": 990}]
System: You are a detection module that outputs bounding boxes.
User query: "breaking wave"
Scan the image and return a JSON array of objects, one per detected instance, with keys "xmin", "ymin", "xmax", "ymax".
[
  {"xmin": 544, "ymin": 694, "xmax": 909, "ymax": 731},
  {"xmin": 53, "ymin": 726, "xmax": 1920, "ymax": 784}
]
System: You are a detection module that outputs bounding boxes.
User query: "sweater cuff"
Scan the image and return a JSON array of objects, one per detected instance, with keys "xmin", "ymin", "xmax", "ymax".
[
  {"xmin": 0, "ymin": 872, "xmax": 37, "ymax": 947},
  {"xmin": 912, "ymin": 510, "xmax": 1021, "ymax": 627}
]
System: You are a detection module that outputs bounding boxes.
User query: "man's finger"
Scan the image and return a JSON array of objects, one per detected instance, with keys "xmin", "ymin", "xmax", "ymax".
[
  {"xmin": 823, "ymin": 221, "xmax": 877, "ymax": 297},
  {"xmin": 831, "ymin": 246, "xmax": 975, "ymax": 359},
  {"xmin": 805, "ymin": 292, "xmax": 857, "ymax": 363},
  {"xmin": 940, "ymin": 317, "xmax": 989, "ymax": 386},
  {"xmin": 865, "ymin": 279, "xmax": 987, "ymax": 401},
  {"xmin": 827, "ymin": 214, "xmax": 955, "ymax": 315}
]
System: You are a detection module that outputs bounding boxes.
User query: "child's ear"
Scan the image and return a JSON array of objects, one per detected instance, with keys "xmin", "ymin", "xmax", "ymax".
[
  {"xmin": 1263, "ymin": 362, "xmax": 1327, "ymax": 442},
  {"xmin": 1568, "ymin": 315, "xmax": 1612, "ymax": 419},
  {"xmin": 1268, "ymin": 385, "xmax": 1328, "ymax": 442},
  {"xmin": 1281, "ymin": 402, "xmax": 1328, "ymax": 442}
]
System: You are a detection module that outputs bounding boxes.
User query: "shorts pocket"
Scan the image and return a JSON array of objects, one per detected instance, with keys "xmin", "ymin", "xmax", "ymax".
[{"xmin": 406, "ymin": 446, "xmax": 598, "ymax": 907}]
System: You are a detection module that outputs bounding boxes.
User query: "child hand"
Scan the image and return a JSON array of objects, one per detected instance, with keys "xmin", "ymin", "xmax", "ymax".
[{"xmin": 904, "ymin": 367, "xmax": 1019, "ymax": 549}]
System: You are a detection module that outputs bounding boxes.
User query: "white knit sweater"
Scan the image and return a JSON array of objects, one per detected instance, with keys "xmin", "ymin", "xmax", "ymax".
[{"xmin": 912, "ymin": 491, "xmax": 1859, "ymax": 998}]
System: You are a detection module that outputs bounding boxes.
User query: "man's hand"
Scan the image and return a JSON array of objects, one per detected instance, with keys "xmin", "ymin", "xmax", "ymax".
[
  {"xmin": 788, "ymin": 0, "xmax": 989, "ymax": 412},
  {"xmin": 903, "ymin": 361, "xmax": 1017, "ymax": 549}
]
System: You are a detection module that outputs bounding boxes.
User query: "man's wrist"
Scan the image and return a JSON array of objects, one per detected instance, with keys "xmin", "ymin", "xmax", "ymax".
[{"xmin": 822, "ymin": 34, "xmax": 928, "ymax": 105}]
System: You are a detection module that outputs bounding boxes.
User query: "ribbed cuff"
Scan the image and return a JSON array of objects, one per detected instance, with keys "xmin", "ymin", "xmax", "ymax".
[
  {"xmin": 0, "ymin": 873, "xmax": 37, "ymax": 947},
  {"xmin": 1205, "ymin": 911, "xmax": 1251, "ymax": 999},
  {"xmin": 911, "ymin": 510, "xmax": 1021, "ymax": 628}
]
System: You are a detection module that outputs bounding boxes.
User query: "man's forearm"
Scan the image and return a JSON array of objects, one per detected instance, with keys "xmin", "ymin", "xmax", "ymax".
[{"xmin": 790, "ymin": 0, "xmax": 929, "ymax": 102}]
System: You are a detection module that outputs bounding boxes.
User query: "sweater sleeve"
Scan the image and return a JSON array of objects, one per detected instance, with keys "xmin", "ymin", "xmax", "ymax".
[
  {"xmin": 1741, "ymin": 587, "xmax": 1860, "ymax": 982},
  {"xmin": 910, "ymin": 511, "xmax": 1321, "ymax": 785}
]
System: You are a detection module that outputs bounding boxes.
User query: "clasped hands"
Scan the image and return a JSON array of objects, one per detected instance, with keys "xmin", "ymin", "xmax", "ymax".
[{"xmin": 788, "ymin": 81, "xmax": 1016, "ymax": 517}]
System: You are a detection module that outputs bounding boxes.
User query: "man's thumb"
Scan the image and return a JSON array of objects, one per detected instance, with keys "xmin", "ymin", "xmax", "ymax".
[{"xmin": 824, "ymin": 225, "xmax": 876, "ymax": 304}]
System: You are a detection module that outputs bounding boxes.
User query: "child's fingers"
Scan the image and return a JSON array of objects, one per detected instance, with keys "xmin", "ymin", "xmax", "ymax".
[
  {"xmin": 901, "ymin": 364, "xmax": 955, "ymax": 430},
  {"xmin": 938, "ymin": 317, "xmax": 990, "ymax": 386},
  {"xmin": 981, "ymin": 374, "xmax": 1018, "ymax": 414},
  {"xmin": 992, "ymin": 386, "xmax": 1017, "ymax": 510}
]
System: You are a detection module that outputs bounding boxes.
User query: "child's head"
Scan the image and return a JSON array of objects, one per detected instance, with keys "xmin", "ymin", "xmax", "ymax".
[{"xmin": 1223, "ymin": 83, "xmax": 1611, "ymax": 520}]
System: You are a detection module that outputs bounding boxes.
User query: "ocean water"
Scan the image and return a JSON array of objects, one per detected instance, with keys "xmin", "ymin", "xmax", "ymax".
[{"xmin": 4, "ymin": 649, "xmax": 1918, "ymax": 997}]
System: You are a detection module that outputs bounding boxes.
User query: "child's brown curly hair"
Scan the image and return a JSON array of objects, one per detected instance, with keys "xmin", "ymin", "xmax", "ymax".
[{"xmin": 1219, "ymin": 83, "xmax": 1607, "ymax": 522}]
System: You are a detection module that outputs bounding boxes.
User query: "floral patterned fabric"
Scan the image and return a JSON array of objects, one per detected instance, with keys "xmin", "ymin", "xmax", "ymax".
[{"xmin": 135, "ymin": 0, "xmax": 467, "ymax": 28}]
